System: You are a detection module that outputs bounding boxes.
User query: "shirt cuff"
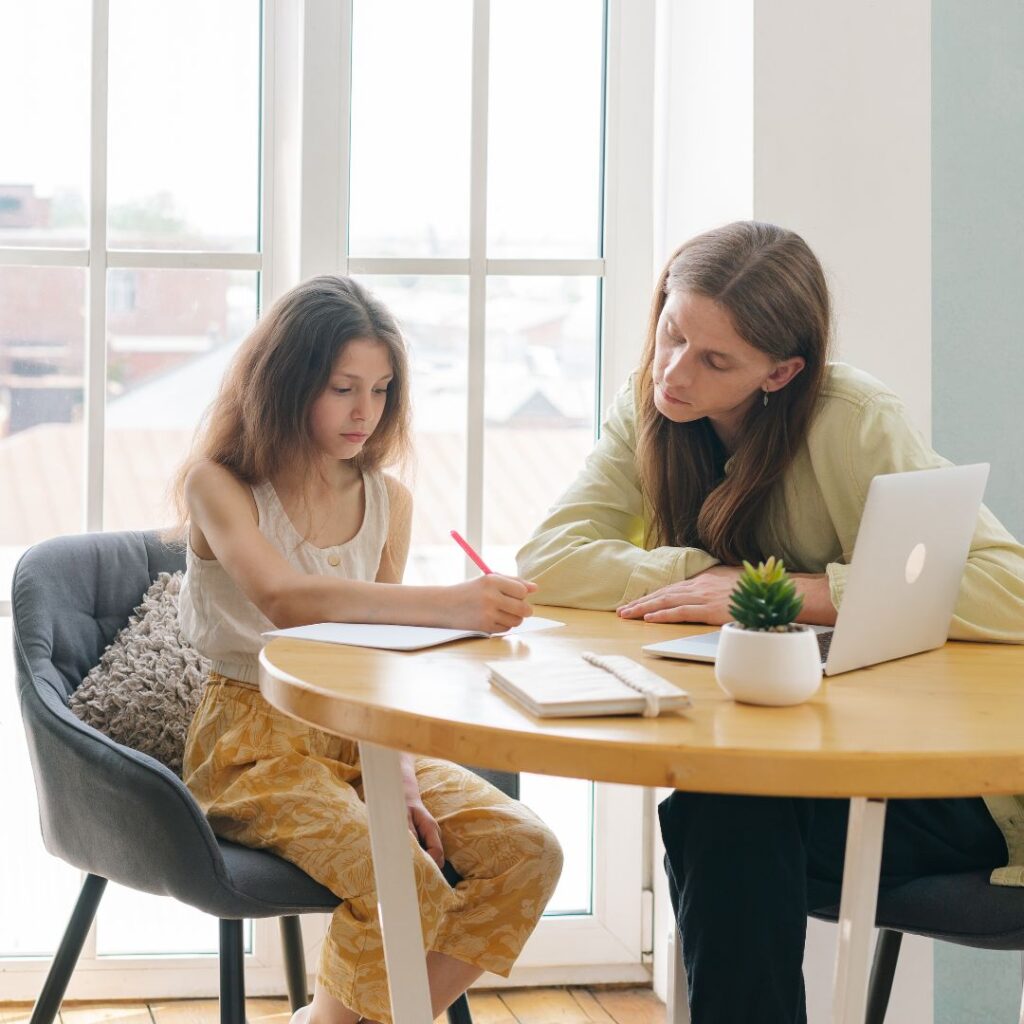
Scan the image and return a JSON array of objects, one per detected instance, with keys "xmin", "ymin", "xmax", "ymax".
[
  {"xmin": 622, "ymin": 545, "xmax": 719, "ymax": 604},
  {"xmin": 825, "ymin": 562, "xmax": 848, "ymax": 609}
]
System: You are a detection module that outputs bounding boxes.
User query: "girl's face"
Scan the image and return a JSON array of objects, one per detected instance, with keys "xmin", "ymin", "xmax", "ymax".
[
  {"xmin": 652, "ymin": 290, "xmax": 803, "ymax": 446},
  {"xmin": 308, "ymin": 338, "xmax": 394, "ymax": 460}
]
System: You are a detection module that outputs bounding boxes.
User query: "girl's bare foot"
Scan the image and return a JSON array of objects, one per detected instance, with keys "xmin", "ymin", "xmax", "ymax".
[{"xmin": 296, "ymin": 980, "xmax": 361, "ymax": 1024}]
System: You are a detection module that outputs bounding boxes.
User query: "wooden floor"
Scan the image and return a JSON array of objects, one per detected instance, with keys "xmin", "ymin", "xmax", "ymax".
[{"xmin": 0, "ymin": 988, "xmax": 665, "ymax": 1024}]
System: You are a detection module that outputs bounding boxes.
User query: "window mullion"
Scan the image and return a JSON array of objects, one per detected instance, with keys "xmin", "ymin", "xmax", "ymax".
[
  {"xmin": 106, "ymin": 251, "xmax": 262, "ymax": 271},
  {"xmin": 85, "ymin": 0, "xmax": 110, "ymax": 534},
  {"xmin": 599, "ymin": 0, "xmax": 655, "ymax": 419},
  {"xmin": 298, "ymin": 0, "xmax": 350, "ymax": 281},
  {"xmin": 465, "ymin": 0, "xmax": 490, "ymax": 561},
  {"xmin": 259, "ymin": 0, "xmax": 276, "ymax": 308},
  {"xmin": 0, "ymin": 249, "xmax": 89, "ymax": 268},
  {"xmin": 336, "ymin": 0, "xmax": 354, "ymax": 279}
]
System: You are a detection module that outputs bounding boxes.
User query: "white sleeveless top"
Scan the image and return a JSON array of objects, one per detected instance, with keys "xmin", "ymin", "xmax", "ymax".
[{"xmin": 178, "ymin": 471, "xmax": 390, "ymax": 686}]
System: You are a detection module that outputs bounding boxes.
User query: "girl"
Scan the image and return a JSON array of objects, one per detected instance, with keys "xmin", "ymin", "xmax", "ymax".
[
  {"xmin": 172, "ymin": 276, "xmax": 562, "ymax": 1024},
  {"xmin": 516, "ymin": 221, "xmax": 1024, "ymax": 1023}
]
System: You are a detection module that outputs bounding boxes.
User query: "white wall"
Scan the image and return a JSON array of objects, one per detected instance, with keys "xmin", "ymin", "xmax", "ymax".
[
  {"xmin": 655, "ymin": 0, "xmax": 932, "ymax": 434},
  {"xmin": 753, "ymin": 0, "xmax": 932, "ymax": 435}
]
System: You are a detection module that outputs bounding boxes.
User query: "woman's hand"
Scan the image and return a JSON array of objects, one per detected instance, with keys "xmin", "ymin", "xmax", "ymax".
[
  {"xmin": 400, "ymin": 754, "xmax": 444, "ymax": 869},
  {"xmin": 617, "ymin": 566, "xmax": 745, "ymax": 624},
  {"xmin": 617, "ymin": 567, "xmax": 838, "ymax": 626},
  {"xmin": 445, "ymin": 574, "xmax": 538, "ymax": 633}
]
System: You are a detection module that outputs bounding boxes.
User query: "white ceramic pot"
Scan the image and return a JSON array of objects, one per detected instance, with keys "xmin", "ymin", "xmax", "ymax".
[{"xmin": 714, "ymin": 622, "xmax": 823, "ymax": 706}]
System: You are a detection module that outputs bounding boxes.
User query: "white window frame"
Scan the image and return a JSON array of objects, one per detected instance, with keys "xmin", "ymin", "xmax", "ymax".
[{"xmin": 0, "ymin": 0, "xmax": 657, "ymax": 998}]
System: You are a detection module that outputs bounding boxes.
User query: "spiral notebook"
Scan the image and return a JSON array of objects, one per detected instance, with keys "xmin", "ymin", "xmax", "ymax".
[{"xmin": 486, "ymin": 652, "xmax": 691, "ymax": 718}]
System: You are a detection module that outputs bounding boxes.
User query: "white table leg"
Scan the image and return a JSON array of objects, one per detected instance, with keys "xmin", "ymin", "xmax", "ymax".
[
  {"xmin": 359, "ymin": 741, "xmax": 433, "ymax": 1024},
  {"xmin": 832, "ymin": 797, "xmax": 887, "ymax": 1024}
]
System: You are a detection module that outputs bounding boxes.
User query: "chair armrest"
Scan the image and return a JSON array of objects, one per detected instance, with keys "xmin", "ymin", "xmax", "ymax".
[{"xmin": 15, "ymin": 649, "xmax": 248, "ymax": 914}]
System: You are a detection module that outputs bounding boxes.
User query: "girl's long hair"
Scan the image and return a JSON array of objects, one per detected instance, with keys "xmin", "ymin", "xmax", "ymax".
[
  {"xmin": 636, "ymin": 221, "xmax": 832, "ymax": 565},
  {"xmin": 168, "ymin": 275, "xmax": 412, "ymax": 539}
]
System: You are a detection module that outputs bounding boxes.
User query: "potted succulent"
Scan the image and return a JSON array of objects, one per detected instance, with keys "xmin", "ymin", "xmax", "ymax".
[{"xmin": 715, "ymin": 557, "xmax": 823, "ymax": 706}]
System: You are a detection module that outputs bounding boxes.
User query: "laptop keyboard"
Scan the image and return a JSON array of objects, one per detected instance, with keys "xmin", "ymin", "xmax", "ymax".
[{"xmin": 816, "ymin": 629, "xmax": 835, "ymax": 661}]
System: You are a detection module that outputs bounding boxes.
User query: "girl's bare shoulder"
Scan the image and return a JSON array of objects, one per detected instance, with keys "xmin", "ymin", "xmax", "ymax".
[
  {"xmin": 184, "ymin": 460, "xmax": 259, "ymax": 527},
  {"xmin": 380, "ymin": 471, "xmax": 412, "ymax": 507},
  {"xmin": 186, "ymin": 459, "xmax": 248, "ymax": 500}
]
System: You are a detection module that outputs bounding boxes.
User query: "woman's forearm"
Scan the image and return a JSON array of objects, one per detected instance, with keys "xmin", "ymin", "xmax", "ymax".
[{"xmin": 791, "ymin": 573, "xmax": 838, "ymax": 626}]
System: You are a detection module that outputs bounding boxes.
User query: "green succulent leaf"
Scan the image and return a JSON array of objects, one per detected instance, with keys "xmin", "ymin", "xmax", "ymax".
[{"xmin": 728, "ymin": 557, "xmax": 805, "ymax": 630}]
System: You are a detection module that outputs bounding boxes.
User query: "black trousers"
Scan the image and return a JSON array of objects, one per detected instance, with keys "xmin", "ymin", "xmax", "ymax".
[{"xmin": 658, "ymin": 792, "xmax": 1007, "ymax": 1024}]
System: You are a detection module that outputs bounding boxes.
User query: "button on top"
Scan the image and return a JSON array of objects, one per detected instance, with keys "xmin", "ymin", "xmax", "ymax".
[{"xmin": 327, "ymin": 553, "xmax": 341, "ymax": 567}]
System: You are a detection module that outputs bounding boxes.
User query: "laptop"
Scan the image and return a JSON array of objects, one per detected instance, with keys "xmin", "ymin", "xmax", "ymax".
[{"xmin": 642, "ymin": 464, "xmax": 989, "ymax": 677}]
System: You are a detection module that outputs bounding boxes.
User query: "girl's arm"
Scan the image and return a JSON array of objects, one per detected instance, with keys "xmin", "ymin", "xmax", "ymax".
[
  {"xmin": 376, "ymin": 474, "xmax": 413, "ymax": 584},
  {"xmin": 516, "ymin": 377, "xmax": 718, "ymax": 609},
  {"xmin": 186, "ymin": 461, "xmax": 532, "ymax": 633}
]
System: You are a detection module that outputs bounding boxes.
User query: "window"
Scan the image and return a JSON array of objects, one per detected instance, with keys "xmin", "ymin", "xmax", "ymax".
[{"xmin": 0, "ymin": 0, "xmax": 655, "ymax": 997}]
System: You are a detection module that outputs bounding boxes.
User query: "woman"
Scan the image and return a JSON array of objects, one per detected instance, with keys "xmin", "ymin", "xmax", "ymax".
[{"xmin": 517, "ymin": 221, "xmax": 1024, "ymax": 1023}]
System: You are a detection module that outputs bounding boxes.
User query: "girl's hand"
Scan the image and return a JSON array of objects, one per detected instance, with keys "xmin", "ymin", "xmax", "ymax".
[
  {"xmin": 400, "ymin": 754, "xmax": 444, "ymax": 869},
  {"xmin": 617, "ymin": 566, "xmax": 745, "ymax": 624},
  {"xmin": 446, "ymin": 574, "xmax": 538, "ymax": 633}
]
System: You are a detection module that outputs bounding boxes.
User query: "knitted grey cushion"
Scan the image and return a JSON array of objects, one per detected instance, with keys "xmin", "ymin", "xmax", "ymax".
[{"xmin": 69, "ymin": 571, "xmax": 209, "ymax": 775}]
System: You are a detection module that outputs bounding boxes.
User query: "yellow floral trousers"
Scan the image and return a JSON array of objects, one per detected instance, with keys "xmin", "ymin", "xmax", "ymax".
[{"xmin": 183, "ymin": 674, "xmax": 563, "ymax": 1022}]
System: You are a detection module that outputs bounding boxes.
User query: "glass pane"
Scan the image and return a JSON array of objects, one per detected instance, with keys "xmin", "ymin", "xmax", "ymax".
[
  {"xmin": 354, "ymin": 276, "xmax": 469, "ymax": 583},
  {"xmin": 349, "ymin": 1, "xmax": 472, "ymax": 257},
  {"xmin": 520, "ymin": 774, "xmax": 593, "ymax": 915},
  {"xmin": 0, "ymin": 616, "xmax": 84, "ymax": 957},
  {"xmin": 488, "ymin": 0, "xmax": 604, "ymax": 258},
  {"xmin": 0, "ymin": 267, "xmax": 86, "ymax": 602},
  {"xmin": 0, "ymin": 1, "xmax": 90, "ymax": 247},
  {"xmin": 107, "ymin": 0, "xmax": 260, "ymax": 251},
  {"xmin": 96, "ymin": 883, "xmax": 252, "ymax": 956},
  {"xmin": 483, "ymin": 277, "xmax": 598, "ymax": 915},
  {"xmin": 482, "ymin": 276, "xmax": 598, "ymax": 571},
  {"xmin": 103, "ymin": 270, "xmax": 259, "ymax": 532}
]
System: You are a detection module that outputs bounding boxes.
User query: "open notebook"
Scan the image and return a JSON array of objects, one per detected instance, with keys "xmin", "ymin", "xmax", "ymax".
[
  {"xmin": 486, "ymin": 652, "xmax": 691, "ymax": 718},
  {"xmin": 262, "ymin": 616, "xmax": 563, "ymax": 652}
]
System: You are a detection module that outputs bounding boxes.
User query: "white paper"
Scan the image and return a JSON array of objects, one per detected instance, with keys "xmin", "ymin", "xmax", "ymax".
[{"xmin": 263, "ymin": 616, "xmax": 563, "ymax": 652}]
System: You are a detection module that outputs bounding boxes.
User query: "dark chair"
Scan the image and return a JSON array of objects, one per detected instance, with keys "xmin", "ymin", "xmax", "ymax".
[
  {"xmin": 810, "ymin": 871, "xmax": 1024, "ymax": 1023},
  {"xmin": 12, "ymin": 530, "xmax": 516, "ymax": 1024},
  {"xmin": 666, "ymin": 853, "xmax": 1024, "ymax": 1022}
]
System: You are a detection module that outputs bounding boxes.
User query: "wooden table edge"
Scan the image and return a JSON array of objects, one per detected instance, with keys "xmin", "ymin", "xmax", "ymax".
[{"xmin": 258, "ymin": 649, "xmax": 1024, "ymax": 800}]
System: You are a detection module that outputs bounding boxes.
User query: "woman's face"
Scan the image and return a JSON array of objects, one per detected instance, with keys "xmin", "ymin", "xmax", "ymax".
[{"xmin": 652, "ymin": 289, "xmax": 802, "ymax": 445}]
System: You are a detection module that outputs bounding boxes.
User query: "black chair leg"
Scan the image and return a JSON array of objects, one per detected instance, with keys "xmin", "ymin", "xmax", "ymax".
[
  {"xmin": 220, "ymin": 919, "xmax": 247, "ymax": 1024},
  {"xmin": 864, "ymin": 928, "xmax": 903, "ymax": 1024},
  {"xmin": 446, "ymin": 993, "xmax": 474, "ymax": 1024},
  {"xmin": 29, "ymin": 873, "xmax": 107, "ymax": 1024},
  {"xmin": 279, "ymin": 916, "xmax": 309, "ymax": 1011}
]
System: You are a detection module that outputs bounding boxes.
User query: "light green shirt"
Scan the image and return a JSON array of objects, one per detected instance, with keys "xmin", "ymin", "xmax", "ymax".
[{"xmin": 516, "ymin": 363, "xmax": 1024, "ymax": 884}]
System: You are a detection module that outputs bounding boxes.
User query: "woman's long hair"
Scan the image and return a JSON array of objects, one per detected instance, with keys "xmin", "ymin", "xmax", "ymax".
[
  {"xmin": 167, "ymin": 275, "xmax": 412, "ymax": 539},
  {"xmin": 636, "ymin": 221, "xmax": 832, "ymax": 565}
]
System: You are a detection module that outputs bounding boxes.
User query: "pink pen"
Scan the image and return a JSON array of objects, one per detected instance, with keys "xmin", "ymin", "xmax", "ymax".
[{"xmin": 450, "ymin": 529, "xmax": 493, "ymax": 575}]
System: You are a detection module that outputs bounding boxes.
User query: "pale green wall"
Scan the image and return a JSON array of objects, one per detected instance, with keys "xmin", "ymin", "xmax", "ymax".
[
  {"xmin": 933, "ymin": 6, "xmax": 1024, "ymax": 1019},
  {"xmin": 933, "ymin": 0, "xmax": 1024, "ymax": 541}
]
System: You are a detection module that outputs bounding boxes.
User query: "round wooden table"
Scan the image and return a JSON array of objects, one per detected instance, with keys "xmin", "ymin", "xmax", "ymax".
[{"xmin": 260, "ymin": 607, "xmax": 1024, "ymax": 1024}]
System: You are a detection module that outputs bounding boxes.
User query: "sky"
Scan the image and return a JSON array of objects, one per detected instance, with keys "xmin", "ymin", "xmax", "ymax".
[{"xmin": 1, "ymin": 0, "xmax": 603, "ymax": 256}]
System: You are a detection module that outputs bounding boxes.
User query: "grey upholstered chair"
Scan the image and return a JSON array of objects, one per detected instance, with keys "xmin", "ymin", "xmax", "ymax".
[
  {"xmin": 810, "ymin": 871, "xmax": 1024, "ymax": 1023},
  {"xmin": 12, "ymin": 530, "xmax": 515, "ymax": 1024}
]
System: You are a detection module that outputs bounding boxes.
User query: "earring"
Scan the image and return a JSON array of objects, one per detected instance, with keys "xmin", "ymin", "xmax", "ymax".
[{"xmin": 762, "ymin": 388, "xmax": 769, "ymax": 407}]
